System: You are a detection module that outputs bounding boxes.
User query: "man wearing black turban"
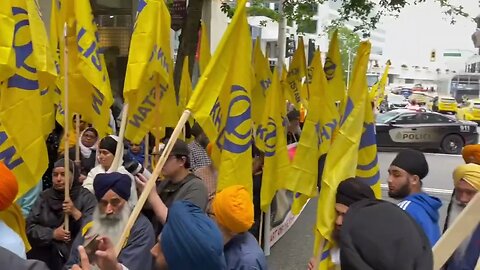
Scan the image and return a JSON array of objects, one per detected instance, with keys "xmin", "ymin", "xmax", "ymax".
[
  {"xmin": 387, "ymin": 149, "xmax": 442, "ymax": 246},
  {"xmin": 66, "ymin": 172, "xmax": 155, "ymax": 270}
]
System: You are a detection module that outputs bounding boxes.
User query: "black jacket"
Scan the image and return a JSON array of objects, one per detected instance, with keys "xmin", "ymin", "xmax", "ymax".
[{"xmin": 26, "ymin": 187, "xmax": 97, "ymax": 270}]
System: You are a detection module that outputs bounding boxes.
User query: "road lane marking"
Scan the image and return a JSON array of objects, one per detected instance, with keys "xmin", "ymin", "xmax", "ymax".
[{"xmin": 380, "ymin": 184, "xmax": 453, "ymax": 195}]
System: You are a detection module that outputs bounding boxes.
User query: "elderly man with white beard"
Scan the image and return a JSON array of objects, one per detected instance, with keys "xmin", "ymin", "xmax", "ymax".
[
  {"xmin": 65, "ymin": 172, "xmax": 155, "ymax": 270},
  {"xmin": 442, "ymin": 163, "xmax": 480, "ymax": 270}
]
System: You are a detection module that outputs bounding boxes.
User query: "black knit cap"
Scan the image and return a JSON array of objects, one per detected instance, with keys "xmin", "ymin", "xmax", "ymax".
[
  {"xmin": 390, "ymin": 149, "xmax": 429, "ymax": 179},
  {"xmin": 99, "ymin": 136, "xmax": 117, "ymax": 155},
  {"xmin": 336, "ymin": 178, "xmax": 375, "ymax": 207}
]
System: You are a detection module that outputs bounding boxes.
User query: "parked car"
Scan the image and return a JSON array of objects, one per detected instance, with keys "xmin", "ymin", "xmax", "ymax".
[
  {"xmin": 457, "ymin": 99, "xmax": 480, "ymax": 123},
  {"xmin": 376, "ymin": 109, "xmax": 478, "ymax": 154},
  {"xmin": 380, "ymin": 94, "xmax": 409, "ymax": 112},
  {"xmin": 409, "ymin": 91, "xmax": 433, "ymax": 105}
]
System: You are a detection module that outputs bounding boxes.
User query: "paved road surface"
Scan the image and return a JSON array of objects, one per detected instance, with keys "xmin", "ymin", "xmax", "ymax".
[{"xmin": 267, "ymin": 151, "xmax": 463, "ymax": 269}]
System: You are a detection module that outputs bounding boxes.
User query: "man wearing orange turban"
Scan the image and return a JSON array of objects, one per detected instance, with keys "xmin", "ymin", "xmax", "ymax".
[
  {"xmin": 443, "ymin": 163, "xmax": 480, "ymax": 270},
  {"xmin": 210, "ymin": 185, "xmax": 267, "ymax": 269},
  {"xmin": 461, "ymin": 144, "xmax": 480, "ymax": 164},
  {"xmin": 0, "ymin": 162, "xmax": 28, "ymax": 259}
]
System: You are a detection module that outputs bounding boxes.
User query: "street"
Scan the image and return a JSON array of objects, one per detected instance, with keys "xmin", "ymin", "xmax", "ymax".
[{"xmin": 267, "ymin": 151, "xmax": 464, "ymax": 269}]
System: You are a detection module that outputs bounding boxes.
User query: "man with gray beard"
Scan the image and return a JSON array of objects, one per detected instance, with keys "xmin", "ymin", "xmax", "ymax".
[
  {"xmin": 65, "ymin": 172, "xmax": 155, "ymax": 270},
  {"xmin": 443, "ymin": 163, "xmax": 480, "ymax": 270}
]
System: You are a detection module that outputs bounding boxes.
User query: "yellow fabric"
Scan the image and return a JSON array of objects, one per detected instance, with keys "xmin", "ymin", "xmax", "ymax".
[
  {"xmin": 0, "ymin": 2, "xmax": 15, "ymax": 82},
  {"xmin": 369, "ymin": 61, "xmax": 390, "ymax": 106},
  {"xmin": 51, "ymin": 0, "xmax": 113, "ymax": 137},
  {"xmin": 356, "ymin": 88, "xmax": 382, "ymax": 198},
  {"xmin": 252, "ymin": 38, "xmax": 272, "ymax": 152},
  {"xmin": 0, "ymin": 0, "xmax": 49, "ymax": 199},
  {"xmin": 453, "ymin": 163, "xmax": 480, "ymax": 191},
  {"xmin": 289, "ymin": 50, "xmax": 339, "ymax": 215},
  {"xmin": 314, "ymin": 42, "xmax": 371, "ymax": 269},
  {"xmin": 212, "ymin": 185, "xmax": 254, "ymax": 233},
  {"xmin": 0, "ymin": 162, "xmax": 18, "ymax": 211},
  {"xmin": 199, "ymin": 21, "xmax": 211, "ymax": 75},
  {"xmin": 58, "ymin": 129, "xmax": 77, "ymax": 154},
  {"xmin": 462, "ymin": 145, "xmax": 480, "ymax": 164},
  {"xmin": 124, "ymin": 0, "xmax": 176, "ymax": 144},
  {"xmin": 187, "ymin": 0, "xmax": 253, "ymax": 194},
  {"xmin": 285, "ymin": 37, "xmax": 307, "ymax": 109},
  {"xmin": 0, "ymin": 204, "xmax": 31, "ymax": 252},
  {"xmin": 258, "ymin": 68, "xmax": 291, "ymax": 211},
  {"xmin": 324, "ymin": 30, "xmax": 346, "ymax": 112}
]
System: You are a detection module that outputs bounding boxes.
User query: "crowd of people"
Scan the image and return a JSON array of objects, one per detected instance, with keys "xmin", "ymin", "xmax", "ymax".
[{"xmin": 0, "ymin": 112, "xmax": 479, "ymax": 270}]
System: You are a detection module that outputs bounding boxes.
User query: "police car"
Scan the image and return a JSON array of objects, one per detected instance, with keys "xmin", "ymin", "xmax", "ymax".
[{"xmin": 376, "ymin": 109, "xmax": 479, "ymax": 154}]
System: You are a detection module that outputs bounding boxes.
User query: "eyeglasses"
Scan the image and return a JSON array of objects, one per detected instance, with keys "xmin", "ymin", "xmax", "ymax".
[{"xmin": 98, "ymin": 198, "xmax": 122, "ymax": 210}]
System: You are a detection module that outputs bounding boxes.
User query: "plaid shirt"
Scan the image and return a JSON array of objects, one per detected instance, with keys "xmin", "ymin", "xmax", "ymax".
[{"xmin": 188, "ymin": 141, "xmax": 216, "ymax": 198}]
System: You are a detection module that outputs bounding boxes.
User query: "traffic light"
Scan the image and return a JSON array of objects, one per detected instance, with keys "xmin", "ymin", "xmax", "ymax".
[
  {"xmin": 308, "ymin": 39, "xmax": 315, "ymax": 64},
  {"xmin": 285, "ymin": 36, "xmax": 295, "ymax": 57},
  {"xmin": 430, "ymin": 50, "xmax": 436, "ymax": 62}
]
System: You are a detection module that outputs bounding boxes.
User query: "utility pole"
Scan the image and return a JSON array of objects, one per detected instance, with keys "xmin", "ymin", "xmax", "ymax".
[{"xmin": 276, "ymin": 0, "xmax": 286, "ymax": 74}]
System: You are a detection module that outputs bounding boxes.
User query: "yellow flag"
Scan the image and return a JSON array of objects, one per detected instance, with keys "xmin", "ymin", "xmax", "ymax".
[
  {"xmin": 179, "ymin": 56, "xmax": 192, "ymax": 113},
  {"xmin": 199, "ymin": 20, "xmax": 211, "ymax": 75},
  {"xmin": 0, "ymin": 0, "xmax": 50, "ymax": 198},
  {"xmin": 289, "ymin": 50, "xmax": 340, "ymax": 215},
  {"xmin": 74, "ymin": 0, "xmax": 113, "ymax": 136},
  {"xmin": 0, "ymin": 3, "xmax": 15, "ymax": 82},
  {"xmin": 324, "ymin": 30, "xmax": 346, "ymax": 106},
  {"xmin": 124, "ymin": 0, "xmax": 174, "ymax": 144},
  {"xmin": 258, "ymin": 68, "xmax": 290, "ymax": 211},
  {"xmin": 187, "ymin": 0, "xmax": 253, "ymax": 194},
  {"xmin": 356, "ymin": 91, "xmax": 382, "ymax": 198},
  {"xmin": 370, "ymin": 60, "xmax": 391, "ymax": 106},
  {"xmin": 314, "ymin": 42, "xmax": 371, "ymax": 267},
  {"xmin": 286, "ymin": 37, "xmax": 306, "ymax": 108}
]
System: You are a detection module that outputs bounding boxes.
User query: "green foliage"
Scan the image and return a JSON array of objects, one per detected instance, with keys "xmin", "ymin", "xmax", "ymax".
[{"xmin": 221, "ymin": 0, "xmax": 468, "ymax": 35}]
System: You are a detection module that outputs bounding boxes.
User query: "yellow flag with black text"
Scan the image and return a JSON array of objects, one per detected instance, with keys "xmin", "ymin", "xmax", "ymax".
[
  {"xmin": 289, "ymin": 50, "xmax": 340, "ymax": 215},
  {"xmin": 324, "ymin": 30, "xmax": 346, "ymax": 106},
  {"xmin": 313, "ymin": 42, "xmax": 371, "ymax": 268},
  {"xmin": 124, "ymin": 0, "xmax": 174, "ymax": 144},
  {"xmin": 259, "ymin": 68, "xmax": 290, "ymax": 211},
  {"xmin": 0, "ymin": 0, "xmax": 50, "ymax": 198},
  {"xmin": 187, "ymin": 0, "xmax": 253, "ymax": 194},
  {"xmin": 286, "ymin": 37, "xmax": 306, "ymax": 108}
]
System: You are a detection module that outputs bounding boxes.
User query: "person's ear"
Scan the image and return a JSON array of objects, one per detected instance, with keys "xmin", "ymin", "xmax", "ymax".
[{"xmin": 410, "ymin": 174, "xmax": 421, "ymax": 186}]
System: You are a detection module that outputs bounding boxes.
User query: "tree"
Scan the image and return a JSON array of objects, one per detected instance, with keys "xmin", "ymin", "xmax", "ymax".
[{"xmin": 173, "ymin": 0, "xmax": 468, "ymax": 94}]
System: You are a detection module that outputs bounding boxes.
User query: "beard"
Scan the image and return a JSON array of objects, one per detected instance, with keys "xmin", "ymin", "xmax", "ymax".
[
  {"xmin": 388, "ymin": 182, "xmax": 411, "ymax": 199},
  {"xmin": 88, "ymin": 205, "xmax": 131, "ymax": 250}
]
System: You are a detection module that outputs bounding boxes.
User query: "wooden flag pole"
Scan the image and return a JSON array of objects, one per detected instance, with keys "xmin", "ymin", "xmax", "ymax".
[
  {"xmin": 312, "ymin": 235, "xmax": 326, "ymax": 270},
  {"xmin": 115, "ymin": 110, "xmax": 192, "ymax": 255},
  {"xmin": 143, "ymin": 134, "xmax": 149, "ymax": 169},
  {"xmin": 433, "ymin": 192, "xmax": 480, "ymax": 269},
  {"xmin": 75, "ymin": 114, "xmax": 80, "ymax": 164},
  {"xmin": 108, "ymin": 104, "xmax": 129, "ymax": 172},
  {"xmin": 63, "ymin": 24, "xmax": 70, "ymax": 232}
]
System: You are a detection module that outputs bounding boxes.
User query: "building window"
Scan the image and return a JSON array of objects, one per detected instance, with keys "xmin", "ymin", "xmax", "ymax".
[{"xmin": 405, "ymin": 79, "xmax": 415, "ymax": 84}]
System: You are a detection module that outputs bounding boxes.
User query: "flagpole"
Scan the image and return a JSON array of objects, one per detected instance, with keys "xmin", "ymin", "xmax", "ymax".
[
  {"xmin": 63, "ymin": 24, "xmax": 70, "ymax": 232},
  {"xmin": 115, "ymin": 110, "xmax": 192, "ymax": 255},
  {"xmin": 108, "ymin": 104, "xmax": 129, "ymax": 172},
  {"xmin": 144, "ymin": 134, "xmax": 149, "ymax": 169},
  {"xmin": 75, "ymin": 114, "xmax": 80, "ymax": 165}
]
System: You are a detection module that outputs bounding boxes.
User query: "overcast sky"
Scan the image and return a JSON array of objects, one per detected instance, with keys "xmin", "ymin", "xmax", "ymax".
[{"xmin": 381, "ymin": 0, "xmax": 479, "ymax": 67}]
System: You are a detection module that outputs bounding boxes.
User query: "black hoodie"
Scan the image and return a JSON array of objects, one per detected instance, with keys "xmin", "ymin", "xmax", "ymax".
[{"xmin": 340, "ymin": 199, "xmax": 433, "ymax": 270}]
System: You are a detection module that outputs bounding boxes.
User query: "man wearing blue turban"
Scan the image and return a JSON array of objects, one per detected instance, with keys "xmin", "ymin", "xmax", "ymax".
[
  {"xmin": 71, "ymin": 201, "xmax": 225, "ymax": 270},
  {"xmin": 66, "ymin": 172, "xmax": 155, "ymax": 270}
]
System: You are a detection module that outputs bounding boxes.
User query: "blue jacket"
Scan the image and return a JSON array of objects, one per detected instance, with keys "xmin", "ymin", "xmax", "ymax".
[
  {"xmin": 398, "ymin": 192, "xmax": 442, "ymax": 246},
  {"xmin": 224, "ymin": 232, "xmax": 267, "ymax": 270}
]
